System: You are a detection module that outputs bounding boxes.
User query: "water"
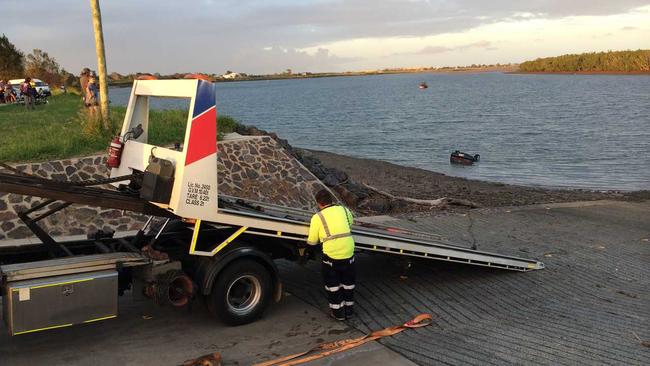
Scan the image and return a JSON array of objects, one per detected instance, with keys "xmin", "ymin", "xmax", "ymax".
[{"xmin": 109, "ymin": 73, "xmax": 650, "ymax": 191}]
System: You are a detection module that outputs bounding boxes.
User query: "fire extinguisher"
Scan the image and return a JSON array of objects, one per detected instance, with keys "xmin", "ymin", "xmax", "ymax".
[{"xmin": 106, "ymin": 136, "xmax": 124, "ymax": 169}]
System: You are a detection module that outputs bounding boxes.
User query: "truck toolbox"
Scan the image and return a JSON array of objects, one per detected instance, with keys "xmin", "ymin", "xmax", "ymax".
[{"xmin": 2, "ymin": 270, "xmax": 118, "ymax": 335}]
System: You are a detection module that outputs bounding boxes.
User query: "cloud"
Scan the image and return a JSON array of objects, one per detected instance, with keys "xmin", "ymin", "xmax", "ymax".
[
  {"xmin": 458, "ymin": 40, "xmax": 492, "ymax": 50},
  {"xmin": 408, "ymin": 40, "xmax": 493, "ymax": 55},
  {"xmin": 591, "ymin": 32, "xmax": 615, "ymax": 38},
  {"xmin": 416, "ymin": 46, "xmax": 452, "ymax": 55},
  {"xmin": 233, "ymin": 0, "xmax": 650, "ymax": 46},
  {"xmin": 230, "ymin": 47, "xmax": 361, "ymax": 74},
  {"xmin": 2, "ymin": 0, "xmax": 649, "ymax": 73}
]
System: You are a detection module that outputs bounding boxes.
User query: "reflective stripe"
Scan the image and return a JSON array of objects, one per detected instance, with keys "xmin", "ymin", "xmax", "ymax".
[
  {"xmin": 318, "ymin": 209, "xmax": 352, "ymax": 243},
  {"xmin": 344, "ymin": 301, "xmax": 354, "ymax": 306},
  {"xmin": 13, "ymin": 323, "xmax": 73, "ymax": 335},
  {"xmin": 329, "ymin": 302, "xmax": 345, "ymax": 309},
  {"xmin": 189, "ymin": 219, "xmax": 202, "ymax": 254},
  {"xmin": 345, "ymin": 207, "xmax": 352, "ymax": 226},
  {"xmin": 341, "ymin": 284, "xmax": 355, "ymax": 290},
  {"xmin": 83, "ymin": 315, "xmax": 117, "ymax": 323},
  {"xmin": 323, "ymin": 260, "xmax": 333, "ymax": 267},
  {"xmin": 317, "ymin": 211, "xmax": 331, "ymax": 237},
  {"xmin": 324, "ymin": 285, "xmax": 340, "ymax": 292},
  {"xmin": 323, "ymin": 232, "xmax": 352, "ymax": 242}
]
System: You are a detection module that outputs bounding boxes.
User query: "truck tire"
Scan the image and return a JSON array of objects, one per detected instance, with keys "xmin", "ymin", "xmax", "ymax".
[{"xmin": 208, "ymin": 259, "xmax": 272, "ymax": 325}]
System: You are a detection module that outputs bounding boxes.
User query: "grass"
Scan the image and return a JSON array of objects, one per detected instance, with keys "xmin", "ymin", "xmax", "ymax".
[{"xmin": 0, "ymin": 94, "xmax": 239, "ymax": 162}]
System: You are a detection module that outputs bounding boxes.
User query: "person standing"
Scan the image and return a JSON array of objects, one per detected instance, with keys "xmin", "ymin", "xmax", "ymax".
[
  {"xmin": 85, "ymin": 75, "xmax": 99, "ymax": 117},
  {"xmin": 4, "ymin": 81, "xmax": 16, "ymax": 103},
  {"xmin": 0, "ymin": 79, "xmax": 5, "ymax": 103},
  {"xmin": 21, "ymin": 77, "xmax": 34, "ymax": 109},
  {"xmin": 306, "ymin": 189, "xmax": 356, "ymax": 321},
  {"xmin": 80, "ymin": 68, "xmax": 90, "ymax": 103}
]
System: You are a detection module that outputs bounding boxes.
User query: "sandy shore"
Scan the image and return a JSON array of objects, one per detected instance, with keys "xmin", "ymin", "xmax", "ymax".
[{"xmin": 309, "ymin": 149, "xmax": 649, "ymax": 210}]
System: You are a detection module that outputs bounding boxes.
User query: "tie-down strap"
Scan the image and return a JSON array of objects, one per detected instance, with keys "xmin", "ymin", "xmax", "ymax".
[{"xmin": 253, "ymin": 313, "xmax": 434, "ymax": 366}]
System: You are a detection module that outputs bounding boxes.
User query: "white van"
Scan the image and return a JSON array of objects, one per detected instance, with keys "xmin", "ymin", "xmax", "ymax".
[{"xmin": 9, "ymin": 78, "xmax": 51, "ymax": 96}]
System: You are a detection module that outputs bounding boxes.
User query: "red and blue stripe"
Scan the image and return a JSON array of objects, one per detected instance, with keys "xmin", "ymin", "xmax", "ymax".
[{"xmin": 185, "ymin": 80, "xmax": 217, "ymax": 166}]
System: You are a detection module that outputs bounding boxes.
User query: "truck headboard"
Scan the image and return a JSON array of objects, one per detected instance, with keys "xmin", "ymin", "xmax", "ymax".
[{"xmin": 110, "ymin": 79, "xmax": 219, "ymax": 222}]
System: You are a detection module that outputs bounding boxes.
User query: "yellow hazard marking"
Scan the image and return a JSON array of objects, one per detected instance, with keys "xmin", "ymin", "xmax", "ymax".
[
  {"xmin": 14, "ymin": 323, "xmax": 73, "ymax": 335},
  {"xmin": 83, "ymin": 315, "xmax": 117, "ymax": 323},
  {"xmin": 188, "ymin": 219, "xmax": 202, "ymax": 254},
  {"xmin": 209, "ymin": 226, "xmax": 248, "ymax": 256},
  {"xmin": 277, "ymin": 231, "xmax": 282, "ymax": 236},
  {"xmin": 12, "ymin": 278, "xmax": 94, "ymax": 291}
]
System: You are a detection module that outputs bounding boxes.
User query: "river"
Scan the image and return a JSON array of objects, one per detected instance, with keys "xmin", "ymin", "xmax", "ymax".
[{"xmin": 109, "ymin": 72, "xmax": 650, "ymax": 191}]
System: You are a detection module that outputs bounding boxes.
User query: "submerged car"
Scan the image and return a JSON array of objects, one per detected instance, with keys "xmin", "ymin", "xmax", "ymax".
[{"xmin": 450, "ymin": 150, "xmax": 480, "ymax": 165}]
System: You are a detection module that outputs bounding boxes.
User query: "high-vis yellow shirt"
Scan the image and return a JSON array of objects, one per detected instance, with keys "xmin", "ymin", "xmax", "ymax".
[{"xmin": 306, "ymin": 205, "xmax": 355, "ymax": 260}]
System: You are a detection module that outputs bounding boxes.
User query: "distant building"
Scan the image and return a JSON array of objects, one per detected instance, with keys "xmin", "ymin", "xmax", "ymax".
[
  {"xmin": 108, "ymin": 72, "xmax": 124, "ymax": 81},
  {"xmin": 222, "ymin": 72, "xmax": 241, "ymax": 79}
]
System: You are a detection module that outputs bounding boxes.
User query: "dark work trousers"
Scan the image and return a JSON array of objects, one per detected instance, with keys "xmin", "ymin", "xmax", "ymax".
[{"xmin": 322, "ymin": 254, "xmax": 356, "ymax": 319}]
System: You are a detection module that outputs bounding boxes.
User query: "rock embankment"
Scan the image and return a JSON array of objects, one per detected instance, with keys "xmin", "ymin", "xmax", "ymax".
[
  {"xmin": 0, "ymin": 135, "xmax": 327, "ymax": 240},
  {"xmin": 234, "ymin": 125, "xmax": 413, "ymax": 215}
]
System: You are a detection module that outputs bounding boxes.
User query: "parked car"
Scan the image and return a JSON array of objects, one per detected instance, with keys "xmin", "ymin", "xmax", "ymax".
[{"xmin": 9, "ymin": 78, "xmax": 51, "ymax": 96}]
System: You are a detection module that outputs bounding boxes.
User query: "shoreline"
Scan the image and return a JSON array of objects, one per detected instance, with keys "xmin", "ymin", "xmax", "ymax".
[
  {"xmin": 307, "ymin": 149, "xmax": 649, "ymax": 211},
  {"xmin": 107, "ymin": 68, "xmax": 517, "ymax": 87},
  {"xmin": 105, "ymin": 69, "xmax": 650, "ymax": 88}
]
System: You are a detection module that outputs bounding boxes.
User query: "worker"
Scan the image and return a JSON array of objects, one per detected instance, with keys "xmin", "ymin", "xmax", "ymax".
[
  {"xmin": 79, "ymin": 68, "xmax": 90, "ymax": 103},
  {"xmin": 306, "ymin": 189, "xmax": 355, "ymax": 321},
  {"xmin": 20, "ymin": 77, "xmax": 34, "ymax": 110}
]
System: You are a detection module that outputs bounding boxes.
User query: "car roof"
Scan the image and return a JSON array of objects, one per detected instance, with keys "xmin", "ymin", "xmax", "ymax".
[{"xmin": 8, "ymin": 78, "xmax": 45, "ymax": 84}]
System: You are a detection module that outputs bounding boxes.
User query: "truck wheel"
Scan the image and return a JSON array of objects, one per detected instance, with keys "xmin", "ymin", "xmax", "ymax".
[{"xmin": 208, "ymin": 259, "xmax": 272, "ymax": 325}]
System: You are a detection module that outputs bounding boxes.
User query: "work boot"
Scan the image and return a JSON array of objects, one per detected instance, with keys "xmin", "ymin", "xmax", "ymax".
[
  {"xmin": 345, "ymin": 307, "xmax": 355, "ymax": 318},
  {"xmin": 330, "ymin": 310, "xmax": 346, "ymax": 321}
]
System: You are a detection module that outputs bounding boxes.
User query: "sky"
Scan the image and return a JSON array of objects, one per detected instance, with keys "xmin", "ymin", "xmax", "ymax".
[{"xmin": 3, "ymin": 0, "xmax": 650, "ymax": 75}]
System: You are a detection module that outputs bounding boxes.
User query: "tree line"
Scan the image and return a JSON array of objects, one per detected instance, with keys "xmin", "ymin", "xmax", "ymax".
[
  {"xmin": 0, "ymin": 34, "xmax": 78, "ymax": 90},
  {"xmin": 519, "ymin": 49, "xmax": 650, "ymax": 73}
]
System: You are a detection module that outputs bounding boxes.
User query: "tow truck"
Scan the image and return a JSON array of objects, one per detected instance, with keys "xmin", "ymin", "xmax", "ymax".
[{"xmin": 0, "ymin": 79, "xmax": 544, "ymax": 336}]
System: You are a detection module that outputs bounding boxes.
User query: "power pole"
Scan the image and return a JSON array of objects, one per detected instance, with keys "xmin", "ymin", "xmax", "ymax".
[{"xmin": 89, "ymin": 0, "xmax": 110, "ymax": 128}]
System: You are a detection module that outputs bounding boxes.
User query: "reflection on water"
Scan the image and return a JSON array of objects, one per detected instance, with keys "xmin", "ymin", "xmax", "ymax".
[{"xmin": 109, "ymin": 73, "xmax": 650, "ymax": 191}]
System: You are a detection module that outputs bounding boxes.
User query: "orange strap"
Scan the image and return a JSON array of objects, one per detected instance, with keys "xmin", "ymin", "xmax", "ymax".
[{"xmin": 253, "ymin": 313, "xmax": 433, "ymax": 366}]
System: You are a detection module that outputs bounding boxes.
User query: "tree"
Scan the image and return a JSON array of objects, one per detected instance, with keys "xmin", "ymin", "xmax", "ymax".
[
  {"xmin": 0, "ymin": 34, "xmax": 25, "ymax": 80},
  {"xmin": 519, "ymin": 49, "xmax": 650, "ymax": 72},
  {"xmin": 61, "ymin": 69, "xmax": 80, "ymax": 90},
  {"xmin": 89, "ymin": 0, "xmax": 110, "ymax": 128},
  {"xmin": 24, "ymin": 49, "xmax": 62, "ymax": 86}
]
